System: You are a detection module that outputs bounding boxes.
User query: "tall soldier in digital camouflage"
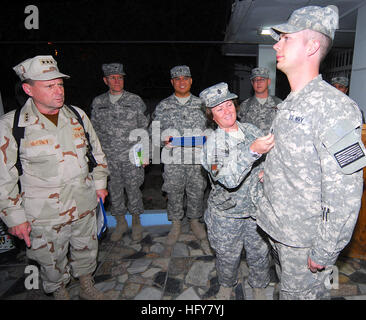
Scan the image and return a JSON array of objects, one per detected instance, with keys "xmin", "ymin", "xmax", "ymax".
[
  {"xmin": 0, "ymin": 55, "xmax": 110, "ymax": 300},
  {"xmin": 90, "ymin": 63, "xmax": 149, "ymax": 242},
  {"xmin": 257, "ymin": 5, "xmax": 366, "ymax": 299},
  {"xmin": 238, "ymin": 67, "xmax": 282, "ymax": 134},
  {"xmin": 151, "ymin": 65, "xmax": 208, "ymax": 247}
]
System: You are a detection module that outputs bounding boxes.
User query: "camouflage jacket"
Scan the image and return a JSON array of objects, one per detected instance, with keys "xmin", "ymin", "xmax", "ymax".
[
  {"xmin": 90, "ymin": 90, "xmax": 149, "ymax": 162},
  {"xmin": 202, "ymin": 121, "xmax": 264, "ymax": 218},
  {"xmin": 238, "ymin": 95, "xmax": 282, "ymax": 134},
  {"xmin": 151, "ymin": 94, "xmax": 208, "ymax": 164},
  {"xmin": 258, "ymin": 75, "xmax": 363, "ymax": 266},
  {"xmin": 0, "ymin": 98, "xmax": 109, "ymax": 228}
]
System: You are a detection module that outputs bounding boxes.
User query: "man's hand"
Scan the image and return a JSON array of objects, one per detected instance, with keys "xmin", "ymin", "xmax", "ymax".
[
  {"xmin": 164, "ymin": 136, "xmax": 173, "ymax": 149},
  {"xmin": 96, "ymin": 189, "xmax": 108, "ymax": 203},
  {"xmin": 250, "ymin": 133, "xmax": 275, "ymax": 155},
  {"xmin": 258, "ymin": 170, "xmax": 264, "ymax": 183},
  {"xmin": 307, "ymin": 257, "xmax": 325, "ymax": 273},
  {"xmin": 8, "ymin": 222, "xmax": 31, "ymax": 248}
]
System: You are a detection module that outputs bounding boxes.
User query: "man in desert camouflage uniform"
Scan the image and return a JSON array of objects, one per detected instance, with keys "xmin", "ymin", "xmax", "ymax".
[
  {"xmin": 151, "ymin": 65, "xmax": 208, "ymax": 246},
  {"xmin": 238, "ymin": 67, "xmax": 282, "ymax": 134},
  {"xmin": 257, "ymin": 5, "xmax": 366, "ymax": 300},
  {"xmin": 0, "ymin": 55, "xmax": 110, "ymax": 300},
  {"xmin": 90, "ymin": 63, "xmax": 149, "ymax": 242},
  {"xmin": 200, "ymin": 82, "xmax": 274, "ymax": 300},
  {"xmin": 330, "ymin": 76, "xmax": 349, "ymax": 95}
]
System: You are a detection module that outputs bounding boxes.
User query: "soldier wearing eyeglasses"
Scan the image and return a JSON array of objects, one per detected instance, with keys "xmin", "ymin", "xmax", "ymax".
[
  {"xmin": 90, "ymin": 63, "xmax": 149, "ymax": 242},
  {"xmin": 238, "ymin": 67, "xmax": 282, "ymax": 134}
]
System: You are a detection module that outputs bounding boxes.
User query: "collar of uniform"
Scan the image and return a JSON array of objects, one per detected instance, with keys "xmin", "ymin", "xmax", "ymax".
[
  {"xmin": 278, "ymin": 75, "xmax": 322, "ymax": 110},
  {"xmin": 17, "ymin": 98, "xmax": 41, "ymax": 127}
]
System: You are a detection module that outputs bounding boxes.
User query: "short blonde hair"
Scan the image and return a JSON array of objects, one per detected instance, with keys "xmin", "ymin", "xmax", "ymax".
[{"xmin": 303, "ymin": 29, "xmax": 332, "ymax": 62}]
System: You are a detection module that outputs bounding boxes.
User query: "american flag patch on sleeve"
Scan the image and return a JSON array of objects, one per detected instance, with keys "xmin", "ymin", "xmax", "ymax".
[{"xmin": 334, "ymin": 142, "xmax": 365, "ymax": 168}]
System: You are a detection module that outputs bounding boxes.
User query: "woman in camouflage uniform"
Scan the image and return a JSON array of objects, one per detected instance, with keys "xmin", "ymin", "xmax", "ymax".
[{"xmin": 199, "ymin": 82, "xmax": 274, "ymax": 300}]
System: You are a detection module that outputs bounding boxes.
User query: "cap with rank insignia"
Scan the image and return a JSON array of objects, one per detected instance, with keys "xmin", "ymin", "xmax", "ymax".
[{"xmin": 13, "ymin": 55, "xmax": 70, "ymax": 81}]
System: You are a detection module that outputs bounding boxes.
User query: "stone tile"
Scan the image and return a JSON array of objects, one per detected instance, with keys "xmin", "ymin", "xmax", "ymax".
[
  {"xmin": 153, "ymin": 271, "xmax": 167, "ymax": 288},
  {"xmin": 134, "ymin": 287, "xmax": 163, "ymax": 300},
  {"xmin": 164, "ymin": 277, "xmax": 183, "ymax": 295},
  {"xmin": 127, "ymin": 259, "xmax": 152, "ymax": 274},
  {"xmin": 176, "ymin": 287, "xmax": 201, "ymax": 300},
  {"xmin": 141, "ymin": 267, "xmax": 162, "ymax": 278},
  {"xmin": 121, "ymin": 282, "xmax": 143, "ymax": 299},
  {"xmin": 168, "ymin": 257, "xmax": 195, "ymax": 276},
  {"xmin": 350, "ymin": 271, "xmax": 366, "ymax": 284},
  {"xmin": 185, "ymin": 260, "xmax": 215, "ymax": 287},
  {"xmin": 336, "ymin": 260, "xmax": 356, "ymax": 276},
  {"xmin": 344, "ymin": 295, "xmax": 366, "ymax": 300},
  {"xmin": 172, "ymin": 243, "xmax": 189, "ymax": 257},
  {"xmin": 331, "ymin": 283, "xmax": 359, "ymax": 297}
]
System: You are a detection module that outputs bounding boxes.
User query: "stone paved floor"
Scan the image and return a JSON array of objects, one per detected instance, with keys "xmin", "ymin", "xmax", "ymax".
[{"xmin": 1, "ymin": 221, "xmax": 366, "ymax": 300}]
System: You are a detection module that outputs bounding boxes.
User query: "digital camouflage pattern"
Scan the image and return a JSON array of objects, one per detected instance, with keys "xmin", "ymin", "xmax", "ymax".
[
  {"xmin": 331, "ymin": 76, "xmax": 349, "ymax": 87},
  {"xmin": 202, "ymin": 121, "xmax": 263, "ymax": 218},
  {"xmin": 90, "ymin": 90, "xmax": 148, "ymax": 216},
  {"xmin": 102, "ymin": 63, "xmax": 126, "ymax": 76},
  {"xmin": 269, "ymin": 238, "xmax": 333, "ymax": 300},
  {"xmin": 249, "ymin": 67, "xmax": 269, "ymax": 80},
  {"xmin": 170, "ymin": 65, "xmax": 191, "ymax": 78},
  {"xmin": 258, "ymin": 75, "xmax": 364, "ymax": 268},
  {"xmin": 0, "ymin": 99, "xmax": 109, "ymax": 293},
  {"xmin": 199, "ymin": 82, "xmax": 237, "ymax": 109},
  {"xmin": 270, "ymin": 5, "xmax": 339, "ymax": 41},
  {"xmin": 151, "ymin": 94, "xmax": 207, "ymax": 221},
  {"xmin": 202, "ymin": 121, "xmax": 270, "ymax": 288},
  {"xmin": 238, "ymin": 95, "xmax": 282, "ymax": 134}
]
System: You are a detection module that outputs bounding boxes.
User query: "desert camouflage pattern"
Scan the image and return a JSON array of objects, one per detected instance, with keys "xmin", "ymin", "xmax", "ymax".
[
  {"xmin": 269, "ymin": 238, "xmax": 333, "ymax": 300},
  {"xmin": 202, "ymin": 121, "xmax": 270, "ymax": 288},
  {"xmin": 90, "ymin": 90, "xmax": 148, "ymax": 216},
  {"xmin": 258, "ymin": 75, "xmax": 363, "ymax": 267},
  {"xmin": 0, "ymin": 99, "xmax": 109, "ymax": 228},
  {"xmin": 201, "ymin": 121, "xmax": 264, "ymax": 218},
  {"xmin": 270, "ymin": 5, "xmax": 339, "ymax": 41},
  {"xmin": 0, "ymin": 99, "xmax": 108, "ymax": 293},
  {"xmin": 238, "ymin": 95, "xmax": 282, "ymax": 134},
  {"xmin": 28, "ymin": 212, "xmax": 98, "ymax": 293},
  {"xmin": 151, "ymin": 94, "xmax": 207, "ymax": 220}
]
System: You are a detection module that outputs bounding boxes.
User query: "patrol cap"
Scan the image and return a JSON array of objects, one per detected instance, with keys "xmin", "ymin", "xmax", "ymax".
[
  {"xmin": 331, "ymin": 76, "xmax": 349, "ymax": 87},
  {"xmin": 270, "ymin": 5, "xmax": 339, "ymax": 41},
  {"xmin": 170, "ymin": 65, "xmax": 191, "ymax": 79},
  {"xmin": 199, "ymin": 82, "xmax": 238, "ymax": 109},
  {"xmin": 102, "ymin": 63, "xmax": 126, "ymax": 77},
  {"xmin": 13, "ymin": 55, "xmax": 70, "ymax": 81},
  {"xmin": 250, "ymin": 67, "xmax": 270, "ymax": 80}
]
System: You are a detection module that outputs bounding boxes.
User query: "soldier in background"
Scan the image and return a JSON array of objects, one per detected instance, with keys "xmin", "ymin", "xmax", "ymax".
[
  {"xmin": 0, "ymin": 55, "xmax": 109, "ymax": 300},
  {"xmin": 330, "ymin": 76, "xmax": 349, "ymax": 94},
  {"xmin": 238, "ymin": 67, "xmax": 282, "ymax": 134},
  {"xmin": 257, "ymin": 5, "xmax": 366, "ymax": 299},
  {"xmin": 90, "ymin": 63, "xmax": 149, "ymax": 242},
  {"xmin": 151, "ymin": 65, "xmax": 208, "ymax": 247},
  {"xmin": 200, "ymin": 82, "xmax": 274, "ymax": 300}
]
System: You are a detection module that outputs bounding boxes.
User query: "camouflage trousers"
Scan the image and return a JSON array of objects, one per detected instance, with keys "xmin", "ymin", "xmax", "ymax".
[
  {"xmin": 205, "ymin": 209, "xmax": 271, "ymax": 288},
  {"xmin": 162, "ymin": 164, "xmax": 207, "ymax": 221},
  {"xmin": 27, "ymin": 211, "xmax": 98, "ymax": 294},
  {"xmin": 269, "ymin": 238, "xmax": 332, "ymax": 300},
  {"xmin": 108, "ymin": 159, "xmax": 144, "ymax": 216}
]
